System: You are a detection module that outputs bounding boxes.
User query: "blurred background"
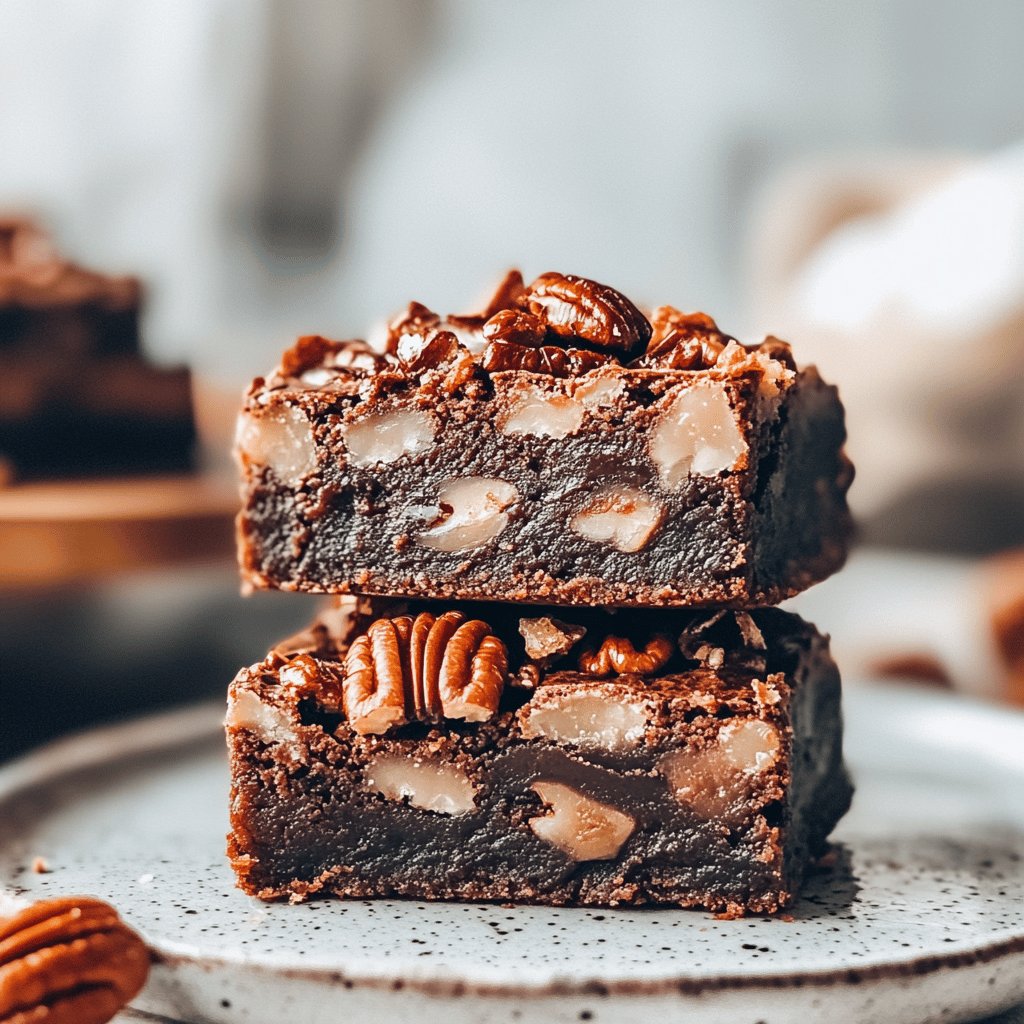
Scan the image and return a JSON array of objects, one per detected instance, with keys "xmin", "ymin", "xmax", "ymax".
[{"xmin": 2, "ymin": 0, "xmax": 1024, "ymax": 759}]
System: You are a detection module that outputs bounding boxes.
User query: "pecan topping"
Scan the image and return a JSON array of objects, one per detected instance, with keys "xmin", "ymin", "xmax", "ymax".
[
  {"xmin": 640, "ymin": 307, "xmax": 729, "ymax": 370},
  {"xmin": 393, "ymin": 329, "xmax": 477, "ymax": 392},
  {"xmin": 342, "ymin": 612, "xmax": 507, "ymax": 734},
  {"xmin": 482, "ymin": 308, "xmax": 548, "ymax": 347},
  {"xmin": 385, "ymin": 300, "xmax": 442, "ymax": 354},
  {"xmin": 438, "ymin": 618, "xmax": 509, "ymax": 722},
  {"xmin": 279, "ymin": 336, "xmax": 387, "ymax": 378},
  {"xmin": 523, "ymin": 272, "xmax": 651, "ymax": 356},
  {"xmin": 396, "ymin": 329, "xmax": 459, "ymax": 373},
  {"xmin": 0, "ymin": 896, "xmax": 150, "ymax": 1024},
  {"xmin": 577, "ymin": 634, "xmax": 674, "ymax": 676},
  {"xmin": 448, "ymin": 268, "xmax": 527, "ymax": 330},
  {"xmin": 481, "ymin": 339, "xmax": 611, "ymax": 377}
]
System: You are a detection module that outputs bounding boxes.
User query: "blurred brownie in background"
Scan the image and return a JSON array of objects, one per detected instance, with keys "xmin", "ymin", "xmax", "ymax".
[{"xmin": 0, "ymin": 217, "xmax": 195, "ymax": 481}]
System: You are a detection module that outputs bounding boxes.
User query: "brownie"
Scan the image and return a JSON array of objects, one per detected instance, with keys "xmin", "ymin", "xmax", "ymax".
[
  {"xmin": 0, "ymin": 218, "xmax": 195, "ymax": 481},
  {"xmin": 0, "ymin": 218, "xmax": 140, "ymax": 358},
  {"xmin": 235, "ymin": 271, "xmax": 852, "ymax": 607},
  {"xmin": 226, "ymin": 603, "xmax": 851, "ymax": 916}
]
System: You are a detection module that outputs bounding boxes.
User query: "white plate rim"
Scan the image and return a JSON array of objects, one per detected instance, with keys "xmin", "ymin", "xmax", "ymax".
[{"xmin": 2, "ymin": 688, "xmax": 1024, "ymax": 999}]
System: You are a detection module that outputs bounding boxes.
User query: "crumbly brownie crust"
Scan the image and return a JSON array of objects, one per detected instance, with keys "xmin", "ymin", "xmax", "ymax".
[
  {"xmin": 235, "ymin": 271, "xmax": 852, "ymax": 607},
  {"xmin": 226, "ymin": 604, "xmax": 851, "ymax": 916}
]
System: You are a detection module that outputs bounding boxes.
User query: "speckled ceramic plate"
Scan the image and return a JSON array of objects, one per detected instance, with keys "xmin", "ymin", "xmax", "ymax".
[{"xmin": 2, "ymin": 684, "xmax": 1023, "ymax": 1024}]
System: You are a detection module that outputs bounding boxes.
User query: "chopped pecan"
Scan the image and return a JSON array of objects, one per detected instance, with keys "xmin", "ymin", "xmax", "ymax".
[
  {"xmin": 447, "ymin": 268, "xmax": 527, "ymax": 330},
  {"xmin": 279, "ymin": 336, "xmax": 387, "ymax": 378},
  {"xmin": 395, "ymin": 329, "xmax": 477, "ymax": 393},
  {"xmin": 0, "ymin": 896, "xmax": 150, "ymax": 1024},
  {"xmin": 279, "ymin": 334, "xmax": 335, "ymax": 378},
  {"xmin": 519, "ymin": 616, "xmax": 587, "ymax": 662},
  {"xmin": 342, "ymin": 612, "xmax": 507, "ymax": 734},
  {"xmin": 481, "ymin": 339, "xmax": 612, "ymax": 377},
  {"xmin": 481, "ymin": 308, "xmax": 548, "ymax": 347},
  {"xmin": 523, "ymin": 272, "xmax": 651, "ymax": 356},
  {"xmin": 396, "ymin": 329, "xmax": 459, "ymax": 372},
  {"xmin": 577, "ymin": 634, "xmax": 674, "ymax": 676},
  {"xmin": 640, "ymin": 307, "xmax": 729, "ymax": 370},
  {"xmin": 385, "ymin": 301, "xmax": 442, "ymax": 354}
]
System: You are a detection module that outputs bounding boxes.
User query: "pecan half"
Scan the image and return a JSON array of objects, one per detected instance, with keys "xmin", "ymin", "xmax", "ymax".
[
  {"xmin": 448, "ymin": 268, "xmax": 527, "ymax": 330},
  {"xmin": 523, "ymin": 272, "xmax": 651, "ymax": 356},
  {"xmin": 639, "ymin": 307, "xmax": 729, "ymax": 370},
  {"xmin": 439, "ymin": 619, "xmax": 509, "ymax": 722},
  {"xmin": 343, "ymin": 612, "xmax": 507, "ymax": 734},
  {"xmin": 578, "ymin": 634, "xmax": 674, "ymax": 676},
  {"xmin": 343, "ymin": 618, "xmax": 412, "ymax": 735},
  {"xmin": 481, "ymin": 339, "xmax": 612, "ymax": 377},
  {"xmin": 0, "ymin": 896, "xmax": 150, "ymax": 1024}
]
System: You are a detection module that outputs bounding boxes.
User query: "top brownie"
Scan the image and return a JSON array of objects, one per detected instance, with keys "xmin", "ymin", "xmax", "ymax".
[{"xmin": 236, "ymin": 270, "xmax": 852, "ymax": 607}]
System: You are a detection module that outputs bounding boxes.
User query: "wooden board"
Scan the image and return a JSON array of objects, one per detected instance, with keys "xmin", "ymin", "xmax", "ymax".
[{"xmin": 0, "ymin": 474, "xmax": 237, "ymax": 589}]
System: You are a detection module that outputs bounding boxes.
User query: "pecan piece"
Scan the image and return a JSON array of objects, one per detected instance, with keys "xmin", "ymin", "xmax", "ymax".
[
  {"xmin": 481, "ymin": 308, "xmax": 548, "ymax": 347},
  {"xmin": 481, "ymin": 339, "xmax": 612, "ymax": 377},
  {"xmin": 640, "ymin": 306, "xmax": 728, "ymax": 370},
  {"xmin": 447, "ymin": 268, "xmax": 527, "ymax": 330},
  {"xmin": 396, "ymin": 328, "xmax": 459, "ymax": 373},
  {"xmin": 385, "ymin": 300, "xmax": 442, "ymax": 354},
  {"xmin": 279, "ymin": 336, "xmax": 387, "ymax": 378},
  {"xmin": 578, "ymin": 634, "xmax": 674, "ymax": 676},
  {"xmin": 524, "ymin": 272, "xmax": 651, "ymax": 356},
  {"xmin": 343, "ymin": 612, "xmax": 507, "ymax": 734},
  {"xmin": 0, "ymin": 896, "xmax": 150, "ymax": 1024}
]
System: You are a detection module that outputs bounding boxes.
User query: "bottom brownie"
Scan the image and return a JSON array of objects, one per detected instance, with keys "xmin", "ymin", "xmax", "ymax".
[{"xmin": 226, "ymin": 603, "xmax": 852, "ymax": 916}]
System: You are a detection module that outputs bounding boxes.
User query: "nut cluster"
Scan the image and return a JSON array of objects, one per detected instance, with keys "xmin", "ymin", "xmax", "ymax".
[
  {"xmin": 343, "ymin": 611, "xmax": 508, "ymax": 735},
  {"xmin": 639, "ymin": 307, "xmax": 730, "ymax": 370},
  {"xmin": 271, "ymin": 268, "xmax": 796, "ymax": 389},
  {"xmin": 0, "ymin": 896, "xmax": 150, "ymax": 1024},
  {"xmin": 577, "ymin": 634, "xmax": 675, "ymax": 676}
]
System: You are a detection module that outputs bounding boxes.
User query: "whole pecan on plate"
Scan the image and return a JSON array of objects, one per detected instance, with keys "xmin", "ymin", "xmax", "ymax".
[
  {"xmin": 0, "ymin": 896, "xmax": 150, "ymax": 1024},
  {"xmin": 343, "ymin": 611, "xmax": 508, "ymax": 735},
  {"xmin": 578, "ymin": 634, "xmax": 675, "ymax": 676}
]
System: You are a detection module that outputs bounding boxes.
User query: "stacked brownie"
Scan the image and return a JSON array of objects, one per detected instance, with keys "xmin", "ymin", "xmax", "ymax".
[
  {"xmin": 226, "ymin": 271, "xmax": 854, "ymax": 916},
  {"xmin": 0, "ymin": 217, "xmax": 194, "ymax": 481}
]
